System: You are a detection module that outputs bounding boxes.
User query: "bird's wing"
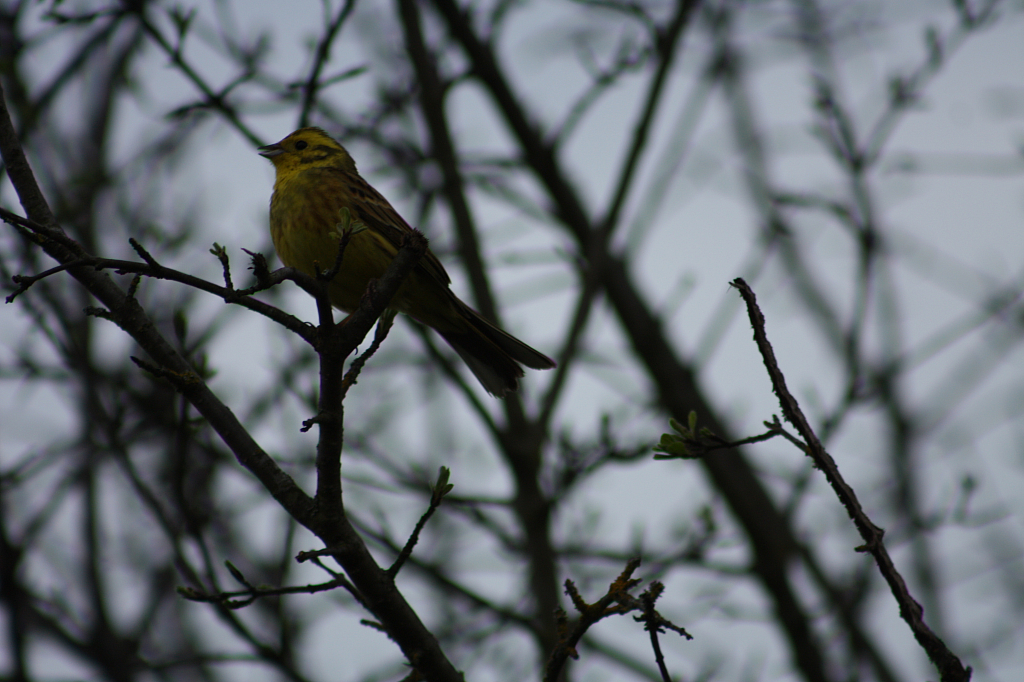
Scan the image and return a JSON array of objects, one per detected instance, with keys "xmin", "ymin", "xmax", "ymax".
[{"xmin": 327, "ymin": 166, "xmax": 452, "ymax": 287}]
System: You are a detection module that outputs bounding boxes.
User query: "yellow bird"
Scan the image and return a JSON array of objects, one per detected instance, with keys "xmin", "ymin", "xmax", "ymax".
[{"xmin": 258, "ymin": 127, "xmax": 555, "ymax": 397}]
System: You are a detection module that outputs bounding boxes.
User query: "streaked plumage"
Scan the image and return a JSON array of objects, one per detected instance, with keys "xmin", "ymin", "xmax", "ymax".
[{"xmin": 258, "ymin": 127, "xmax": 555, "ymax": 396}]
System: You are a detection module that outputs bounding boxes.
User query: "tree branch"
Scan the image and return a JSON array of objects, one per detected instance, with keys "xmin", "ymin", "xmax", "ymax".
[{"xmin": 732, "ymin": 277, "xmax": 971, "ymax": 682}]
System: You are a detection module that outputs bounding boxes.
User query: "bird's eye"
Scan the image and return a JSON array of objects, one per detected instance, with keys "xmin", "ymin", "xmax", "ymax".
[{"xmin": 294, "ymin": 140, "xmax": 308, "ymax": 150}]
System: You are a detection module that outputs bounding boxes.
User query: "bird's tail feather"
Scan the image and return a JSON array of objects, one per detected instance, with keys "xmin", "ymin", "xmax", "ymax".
[{"xmin": 439, "ymin": 302, "xmax": 556, "ymax": 397}]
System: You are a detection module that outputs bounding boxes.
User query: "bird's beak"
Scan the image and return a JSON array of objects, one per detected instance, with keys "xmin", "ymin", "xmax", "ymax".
[{"xmin": 258, "ymin": 142, "xmax": 284, "ymax": 158}]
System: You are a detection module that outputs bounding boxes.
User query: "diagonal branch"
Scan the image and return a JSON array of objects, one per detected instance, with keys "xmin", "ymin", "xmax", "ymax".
[
  {"xmin": 431, "ymin": 4, "xmax": 833, "ymax": 680},
  {"xmin": 297, "ymin": 0, "xmax": 358, "ymax": 128},
  {"xmin": 732, "ymin": 277, "xmax": 971, "ymax": 682},
  {"xmin": 0, "ymin": 79, "xmax": 461, "ymax": 682},
  {"xmin": 0, "ymin": 79, "xmax": 315, "ymax": 526},
  {"xmin": 397, "ymin": 0, "xmax": 501, "ymax": 325},
  {"xmin": 597, "ymin": 0, "xmax": 699, "ymax": 239}
]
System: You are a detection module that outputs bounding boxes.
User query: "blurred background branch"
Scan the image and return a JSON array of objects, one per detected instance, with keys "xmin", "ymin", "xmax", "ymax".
[{"xmin": 2, "ymin": 0, "xmax": 1022, "ymax": 680}]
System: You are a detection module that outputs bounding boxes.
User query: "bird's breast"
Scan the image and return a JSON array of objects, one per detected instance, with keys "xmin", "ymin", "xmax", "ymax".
[{"xmin": 268, "ymin": 175, "xmax": 408, "ymax": 313}]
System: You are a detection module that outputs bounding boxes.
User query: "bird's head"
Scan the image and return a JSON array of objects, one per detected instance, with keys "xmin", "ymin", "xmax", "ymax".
[{"xmin": 258, "ymin": 127, "xmax": 357, "ymax": 175}]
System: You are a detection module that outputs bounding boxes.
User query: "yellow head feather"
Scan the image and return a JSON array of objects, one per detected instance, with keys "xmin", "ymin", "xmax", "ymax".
[{"xmin": 258, "ymin": 127, "xmax": 358, "ymax": 177}]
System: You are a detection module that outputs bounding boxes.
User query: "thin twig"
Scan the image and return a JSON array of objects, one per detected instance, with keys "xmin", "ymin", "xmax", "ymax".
[
  {"xmin": 387, "ymin": 467, "xmax": 453, "ymax": 579},
  {"xmin": 297, "ymin": 0, "xmax": 358, "ymax": 128},
  {"xmin": 2, "ymin": 232, "xmax": 317, "ymax": 345},
  {"xmin": 731, "ymin": 277, "xmax": 971, "ymax": 682},
  {"xmin": 543, "ymin": 558, "xmax": 690, "ymax": 682},
  {"xmin": 179, "ymin": 574, "xmax": 359, "ymax": 609}
]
